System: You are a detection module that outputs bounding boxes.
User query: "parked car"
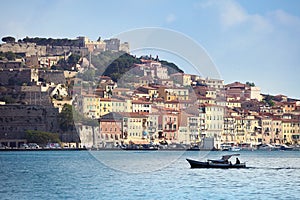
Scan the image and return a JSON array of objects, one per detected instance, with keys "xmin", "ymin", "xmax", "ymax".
[
  {"xmin": 20, "ymin": 144, "xmax": 29, "ymax": 149},
  {"xmin": 28, "ymin": 143, "xmax": 40, "ymax": 149},
  {"xmin": 46, "ymin": 143, "xmax": 61, "ymax": 149}
]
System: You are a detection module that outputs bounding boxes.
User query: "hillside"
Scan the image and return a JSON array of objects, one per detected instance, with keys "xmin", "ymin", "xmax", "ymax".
[{"xmin": 91, "ymin": 52, "xmax": 184, "ymax": 82}]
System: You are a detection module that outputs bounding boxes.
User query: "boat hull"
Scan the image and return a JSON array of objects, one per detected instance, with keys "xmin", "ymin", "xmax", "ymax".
[{"xmin": 186, "ymin": 158, "xmax": 246, "ymax": 169}]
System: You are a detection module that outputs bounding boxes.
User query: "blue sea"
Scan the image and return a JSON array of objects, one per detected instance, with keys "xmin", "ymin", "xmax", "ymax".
[{"xmin": 0, "ymin": 150, "xmax": 299, "ymax": 200}]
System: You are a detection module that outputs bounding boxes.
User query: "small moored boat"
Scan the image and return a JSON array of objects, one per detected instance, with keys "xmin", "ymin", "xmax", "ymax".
[
  {"xmin": 229, "ymin": 146, "xmax": 241, "ymax": 152},
  {"xmin": 186, "ymin": 154, "xmax": 246, "ymax": 169}
]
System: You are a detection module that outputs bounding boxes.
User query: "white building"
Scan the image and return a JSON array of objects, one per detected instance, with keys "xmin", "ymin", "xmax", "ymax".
[
  {"xmin": 132, "ymin": 100, "xmax": 152, "ymax": 113},
  {"xmin": 198, "ymin": 77, "xmax": 224, "ymax": 91},
  {"xmin": 203, "ymin": 104, "xmax": 224, "ymax": 149},
  {"xmin": 249, "ymin": 86, "xmax": 262, "ymax": 101},
  {"xmin": 141, "ymin": 59, "xmax": 169, "ymax": 80}
]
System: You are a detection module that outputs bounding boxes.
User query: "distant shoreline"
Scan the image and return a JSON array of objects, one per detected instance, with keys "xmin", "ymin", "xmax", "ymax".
[
  {"xmin": 0, "ymin": 148, "xmax": 87, "ymax": 151},
  {"xmin": 2, "ymin": 148, "xmax": 299, "ymax": 152},
  {"xmin": 0, "ymin": 148, "xmax": 214, "ymax": 152}
]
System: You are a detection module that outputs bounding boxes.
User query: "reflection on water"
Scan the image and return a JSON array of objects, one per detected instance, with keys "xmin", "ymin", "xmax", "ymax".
[{"xmin": 0, "ymin": 151, "xmax": 299, "ymax": 199}]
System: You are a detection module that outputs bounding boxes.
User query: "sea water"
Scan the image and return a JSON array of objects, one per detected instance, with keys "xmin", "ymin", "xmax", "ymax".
[{"xmin": 0, "ymin": 150, "xmax": 299, "ymax": 200}]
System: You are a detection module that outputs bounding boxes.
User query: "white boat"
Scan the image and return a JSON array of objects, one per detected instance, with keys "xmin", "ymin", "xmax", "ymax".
[
  {"xmin": 221, "ymin": 143, "xmax": 240, "ymax": 152},
  {"xmin": 258, "ymin": 144, "xmax": 275, "ymax": 150},
  {"xmin": 280, "ymin": 144, "xmax": 293, "ymax": 151},
  {"xmin": 220, "ymin": 144, "xmax": 231, "ymax": 151},
  {"xmin": 229, "ymin": 146, "xmax": 241, "ymax": 152}
]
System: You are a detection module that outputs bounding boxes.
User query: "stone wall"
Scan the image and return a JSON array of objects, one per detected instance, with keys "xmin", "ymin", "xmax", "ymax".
[
  {"xmin": 0, "ymin": 68, "xmax": 33, "ymax": 85},
  {"xmin": 0, "ymin": 61, "xmax": 23, "ymax": 69},
  {"xmin": 0, "ymin": 43, "xmax": 46, "ymax": 56},
  {"xmin": 38, "ymin": 70, "xmax": 66, "ymax": 84},
  {"xmin": 46, "ymin": 45, "xmax": 88, "ymax": 56},
  {"xmin": 0, "ymin": 42, "xmax": 88, "ymax": 57},
  {"xmin": 0, "ymin": 105, "xmax": 59, "ymax": 139}
]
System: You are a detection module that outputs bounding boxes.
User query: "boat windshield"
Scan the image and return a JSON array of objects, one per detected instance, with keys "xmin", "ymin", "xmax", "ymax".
[{"xmin": 221, "ymin": 154, "xmax": 240, "ymax": 161}]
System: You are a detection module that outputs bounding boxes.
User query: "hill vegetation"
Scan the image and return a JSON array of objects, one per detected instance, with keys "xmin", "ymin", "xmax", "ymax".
[
  {"xmin": 25, "ymin": 130, "xmax": 61, "ymax": 145},
  {"xmin": 51, "ymin": 54, "xmax": 81, "ymax": 71},
  {"xmin": 18, "ymin": 37, "xmax": 82, "ymax": 47},
  {"xmin": 90, "ymin": 52, "xmax": 184, "ymax": 82},
  {"xmin": 0, "ymin": 51, "xmax": 21, "ymax": 61},
  {"xmin": 102, "ymin": 53, "xmax": 142, "ymax": 81}
]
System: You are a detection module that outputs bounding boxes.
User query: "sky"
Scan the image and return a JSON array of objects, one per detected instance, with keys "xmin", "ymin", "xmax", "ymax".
[{"xmin": 0, "ymin": 0, "xmax": 300, "ymax": 98}]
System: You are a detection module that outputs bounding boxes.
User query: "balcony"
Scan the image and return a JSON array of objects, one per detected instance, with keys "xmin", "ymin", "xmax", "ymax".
[{"xmin": 166, "ymin": 120, "xmax": 175, "ymax": 125}]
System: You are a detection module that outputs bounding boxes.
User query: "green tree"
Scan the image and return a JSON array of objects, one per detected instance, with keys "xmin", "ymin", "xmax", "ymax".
[
  {"xmin": 25, "ymin": 130, "xmax": 61, "ymax": 145},
  {"xmin": 58, "ymin": 104, "xmax": 75, "ymax": 132},
  {"xmin": 246, "ymin": 82, "xmax": 255, "ymax": 87},
  {"xmin": 159, "ymin": 60, "xmax": 184, "ymax": 74},
  {"xmin": 101, "ymin": 53, "xmax": 141, "ymax": 81},
  {"xmin": 2, "ymin": 36, "xmax": 15, "ymax": 43},
  {"xmin": 67, "ymin": 54, "xmax": 81, "ymax": 66},
  {"xmin": 21, "ymin": 37, "xmax": 82, "ymax": 47},
  {"xmin": 58, "ymin": 104, "xmax": 98, "ymax": 130},
  {"xmin": 263, "ymin": 95, "xmax": 275, "ymax": 107},
  {"xmin": 5, "ymin": 51, "xmax": 16, "ymax": 60},
  {"xmin": 81, "ymin": 69, "xmax": 96, "ymax": 81}
]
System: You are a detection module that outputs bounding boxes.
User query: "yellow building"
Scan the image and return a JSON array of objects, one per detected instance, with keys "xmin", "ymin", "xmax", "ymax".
[
  {"xmin": 80, "ymin": 94, "xmax": 100, "ymax": 119},
  {"xmin": 136, "ymin": 86, "xmax": 158, "ymax": 99},
  {"xmin": 100, "ymin": 98, "xmax": 132, "ymax": 116},
  {"xmin": 197, "ymin": 97, "xmax": 216, "ymax": 105},
  {"xmin": 223, "ymin": 115, "xmax": 236, "ymax": 143},
  {"xmin": 164, "ymin": 100, "xmax": 180, "ymax": 111},
  {"xmin": 272, "ymin": 118, "xmax": 283, "ymax": 144},
  {"xmin": 282, "ymin": 119, "xmax": 293, "ymax": 144},
  {"xmin": 99, "ymin": 98, "xmax": 112, "ymax": 117},
  {"xmin": 170, "ymin": 73, "xmax": 192, "ymax": 86},
  {"xmin": 281, "ymin": 118, "xmax": 300, "ymax": 144},
  {"xmin": 158, "ymin": 86, "xmax": 189, "ymax": 101},
  {"xmin": 234, "ymin": 116, "xmax": 245, "ymax": 144},
  {"xmin": 121, "ymin": 112, "xmax": 149, "ymax": 143}
]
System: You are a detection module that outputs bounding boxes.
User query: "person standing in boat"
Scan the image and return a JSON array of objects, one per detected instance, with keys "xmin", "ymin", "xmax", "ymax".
[{"xmin": 235, "ymin": 157, "xmax": 240, "ymax": 164}]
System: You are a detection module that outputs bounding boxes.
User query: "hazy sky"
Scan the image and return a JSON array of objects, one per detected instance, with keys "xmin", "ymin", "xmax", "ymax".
[{"xmin": 1, "ymin": 0, "xmax": 299, "ymax": 98}]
